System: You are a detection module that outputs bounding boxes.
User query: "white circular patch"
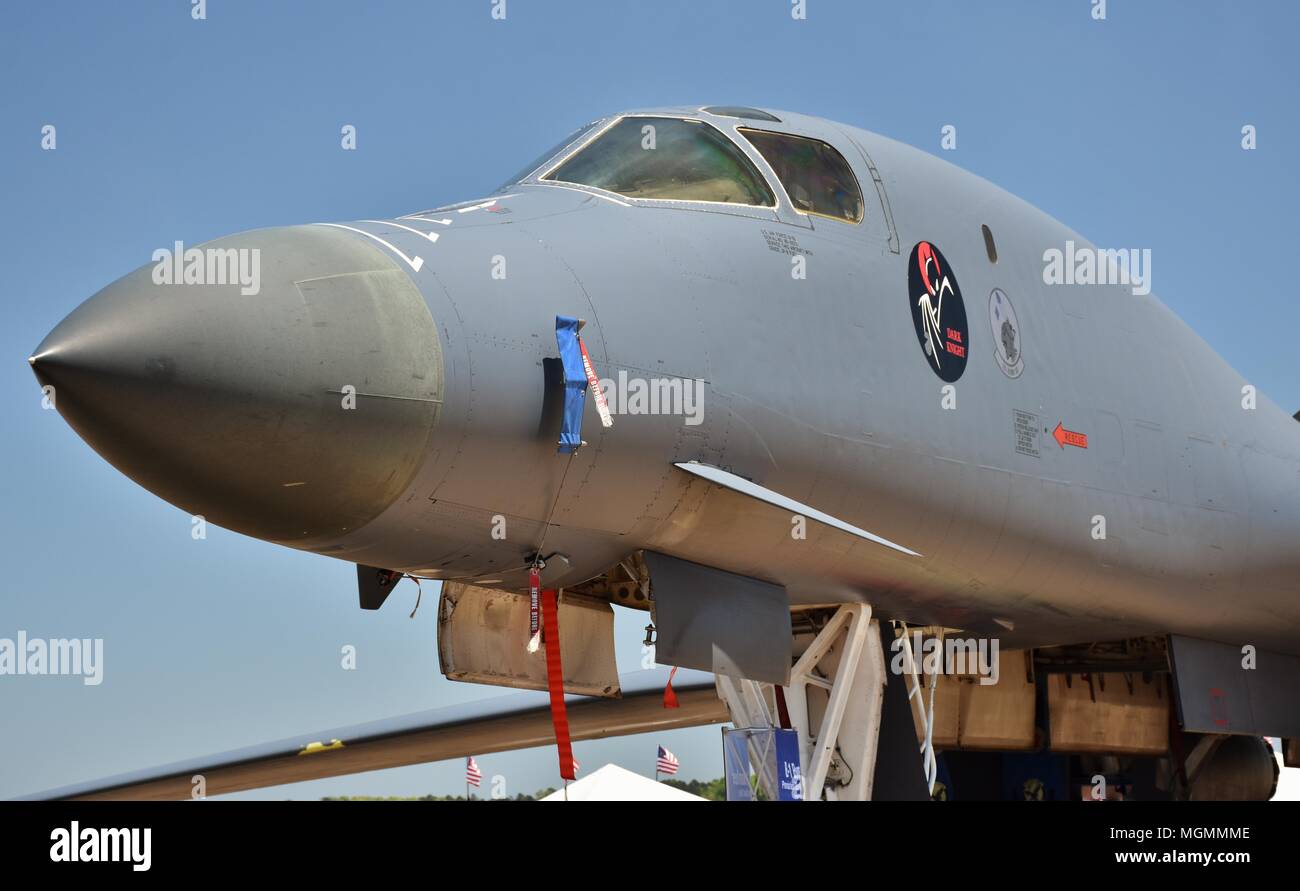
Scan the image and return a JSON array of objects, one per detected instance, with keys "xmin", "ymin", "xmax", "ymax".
[{"xmin": 988, "ymin": 288, "xmax": 1024, "ymax": 379}]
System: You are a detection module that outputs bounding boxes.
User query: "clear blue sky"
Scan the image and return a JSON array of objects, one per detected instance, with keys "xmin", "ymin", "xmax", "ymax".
[{"xmin": 2, "ymin": 1, "xmax": 1296, "ymax": 799}]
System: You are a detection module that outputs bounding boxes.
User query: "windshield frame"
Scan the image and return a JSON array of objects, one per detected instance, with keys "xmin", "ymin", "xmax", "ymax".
[
  {"xmin": 504, "ymin": 119, "xmax": 608, "ymax": 189},
  {"xmin": 736, "ymin": 126, "xmax": 866, "ymax": 226},
  {"xmin": 534, "ymin": 114, "xmax": 782, "ymax": 213}
]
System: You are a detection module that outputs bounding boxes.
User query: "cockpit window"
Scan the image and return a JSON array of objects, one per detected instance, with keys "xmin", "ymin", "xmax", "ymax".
[
  {"xmin": 738, "ymin": 128, "xmax": 863, "ymax": 223},
  {"xmin": 505, "ymin": 120, "xmax": 602, "ymax": 186},
  {"xmin": 704, "ymin": 106, "xmax": 782, "ymax": 123},
  {"xmin": 542, "ymin": 116, "xmax": 775, "ymax": 206}
]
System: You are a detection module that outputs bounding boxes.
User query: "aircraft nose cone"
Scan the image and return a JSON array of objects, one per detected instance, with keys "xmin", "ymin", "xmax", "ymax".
[{"xmin": 31, "ymin": 225, "xmax": 442, "ymax": 544}]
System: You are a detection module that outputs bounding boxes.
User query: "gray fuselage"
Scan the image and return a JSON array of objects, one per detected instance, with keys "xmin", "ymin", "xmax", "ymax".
[{"xmin": 32, "ymin": 105, "xmax": 1300, "ymax": 656}]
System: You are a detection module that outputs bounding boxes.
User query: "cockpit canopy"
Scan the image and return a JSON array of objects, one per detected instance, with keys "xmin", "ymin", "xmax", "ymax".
[
  {"xmin": 518, "ymin": 112, "xmax": 865, "ymax": 224},
  {"xmin": 545, "ymin": 116, "xmax": 775, "ymax": 206}
]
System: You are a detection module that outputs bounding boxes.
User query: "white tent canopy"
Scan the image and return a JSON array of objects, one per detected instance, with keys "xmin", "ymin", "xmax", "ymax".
[{"xmin": 540, "ymin": 764, "xmax": 706, "ymax": 801}]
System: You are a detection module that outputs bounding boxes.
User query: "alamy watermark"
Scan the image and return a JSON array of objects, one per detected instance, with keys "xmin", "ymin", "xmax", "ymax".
[
  {"xmin": 50, "ymin": 823, "xmax": 150, "ymax": 871},
  {"xmin": 889, "ymin": 630, "xmax": 1000, "ymax": 686},
  {"xmin": 597, "ymin": 370, "xmax": 704, "ymax": 425},
  {"xmin": 151, "ymin": 241, "xmax": 261, "ymax": 295},
  {"xmin": 0, "ymin": 631, "xmax": 103, "ymax": 685},
  {"xmin": 1043, "ymin": 240, "xmax": 1151, "ymax": 296}
]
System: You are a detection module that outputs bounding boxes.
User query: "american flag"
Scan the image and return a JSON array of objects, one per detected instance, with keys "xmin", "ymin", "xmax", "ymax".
[
  {"xmin": 656, "ymin": 746, "xmax": 679, "ymax": 776},
  {"xmin": 465, "ymin": 756, "xmax": 482, "ymax": 788}
]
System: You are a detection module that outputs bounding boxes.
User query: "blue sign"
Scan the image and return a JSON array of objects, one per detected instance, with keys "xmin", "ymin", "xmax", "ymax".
[
  {"xmin": 774, "ymin": 729, "xmax": 803, "ymax": 801},
  {"xmin": 721, "ymin": 727, "xmax": 804, "ymax": 801},
  {"xmin": 722, "ymin": 730, "xmax": 755, "ymax": 801}
]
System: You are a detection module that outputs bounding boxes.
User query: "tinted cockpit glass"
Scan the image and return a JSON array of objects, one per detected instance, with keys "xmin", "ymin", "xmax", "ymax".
[
  {"xmin": 504, "ymin": 120, "xmax": 602, "ymax": 186},
  {"xmin": 738, "ymin": 128, "xmax": 863, "ymax": 223},
  {"xmin": 542, "ymin": 117, "xmax": 775, "ymax": 206}
]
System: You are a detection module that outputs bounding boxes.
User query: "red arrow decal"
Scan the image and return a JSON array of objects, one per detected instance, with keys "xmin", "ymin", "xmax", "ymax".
[{"xmin": 1052, "ymin": 422, "xmax": 1088, "ymax": 450}]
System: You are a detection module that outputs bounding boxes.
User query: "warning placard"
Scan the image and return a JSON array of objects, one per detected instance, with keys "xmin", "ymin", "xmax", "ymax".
[{"xmin": 1014, "ymin": 409, "xmax": 1041, "ymax": 458}]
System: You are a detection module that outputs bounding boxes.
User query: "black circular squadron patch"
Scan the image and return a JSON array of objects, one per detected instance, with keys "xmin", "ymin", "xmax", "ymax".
[{"xmin": 907, "ymin": 241, "xmax": 969, "ymax": 382}]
